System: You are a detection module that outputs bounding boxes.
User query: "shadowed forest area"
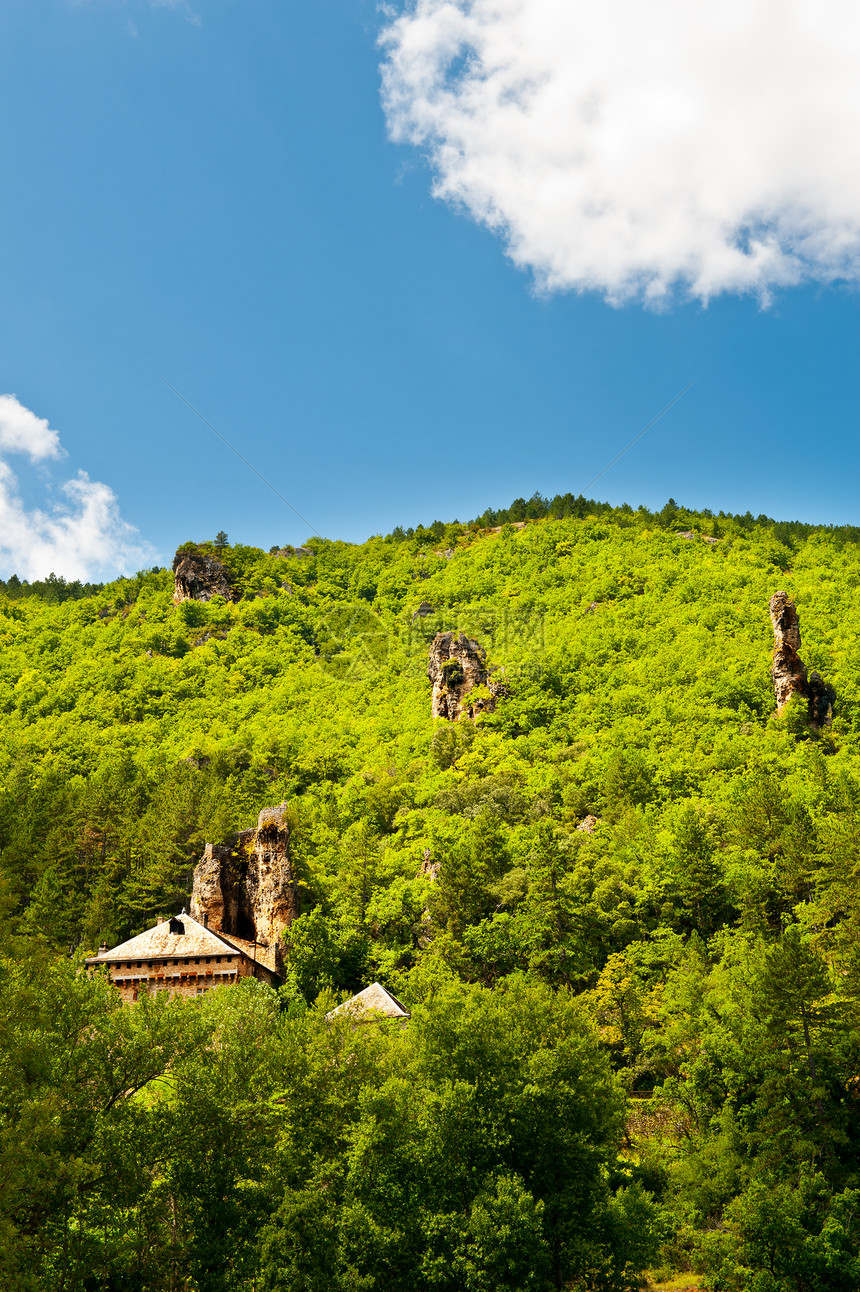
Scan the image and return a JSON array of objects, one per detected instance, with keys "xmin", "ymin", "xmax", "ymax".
[{"xmin": 1, "ymin": 494, "xmax": 859, "ymax": 1291}]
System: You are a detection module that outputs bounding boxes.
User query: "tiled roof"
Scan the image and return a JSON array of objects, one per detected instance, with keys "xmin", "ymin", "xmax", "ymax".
[
  {"xmin": 326, "ymin": 982, "xmax": 411, "ymax": 1022},
  {"xmin": 85, "ymin": 914, "xmax": 241, "ymax": 965},
  {"xmin": 217, "ymin": 931, "xmax": 279, "ymax": 975}
]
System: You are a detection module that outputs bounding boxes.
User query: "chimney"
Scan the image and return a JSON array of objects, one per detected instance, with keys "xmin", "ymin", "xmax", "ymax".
[
  {"xmin": 203, "ymin": 913, "xmax": 209, "ymax": 928},
  {"xmin": 157, "ymin": 916, "xmax": 164, "ymax": 924},
  {"xmin": 98, "ymin": 942, "xmax": 108, "ymax": 955}
]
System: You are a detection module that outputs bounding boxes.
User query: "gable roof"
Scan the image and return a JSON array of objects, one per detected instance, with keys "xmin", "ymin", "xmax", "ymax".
[
  {"xmin": 216, "ymin": 931, "xmax": 279, "ymax": 975},
  {"xmin": 85, "ymin": 913, "xmax": 241, "ymax": 964},
  {"xmin": 326, "ymin": 982, "xmax": 411, "ymax": 1022}
]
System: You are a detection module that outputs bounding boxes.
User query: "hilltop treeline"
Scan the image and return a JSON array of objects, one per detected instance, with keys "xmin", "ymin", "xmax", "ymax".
[
  {"xmin": 392, "ymin": 489, "xmax": 860, "ymax": 550},
  {"xmin": 1, "ymin": 503, "xmax": 860, "ymax": 1289},
  {"xmin": 4, "ymin": 489, "xmax": 860, "ymax": 600}
]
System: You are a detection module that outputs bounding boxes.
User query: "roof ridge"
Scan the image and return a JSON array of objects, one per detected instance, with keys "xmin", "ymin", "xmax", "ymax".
[
  {"xmin": 86, "ymin": 911, "xmax": 245, "ymax": 962},
  {"xmin": 216, "ymin": 929, "xmax": 277, "ymax": 964},
  {"xmin": 181, "ymin": 913, "xmax": 244, "ymax": 954},
  {"xmin": 371, "ymin": 982, "xmax": 409, "ymax": 1014},
  {"xmin": 327, "ymin": 981, "xmax": 411, "ymax": 1021}
]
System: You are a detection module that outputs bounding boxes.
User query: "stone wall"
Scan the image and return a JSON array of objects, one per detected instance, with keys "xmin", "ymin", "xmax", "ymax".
[{"xmin": 102, "ymin": 951, "xmax": 255, "ymax": 1003}]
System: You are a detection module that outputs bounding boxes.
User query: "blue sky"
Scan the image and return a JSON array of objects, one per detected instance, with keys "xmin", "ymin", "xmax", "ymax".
[{"xmin": 0, "ymin": 0, "xmax": 858, "ymax": 579}]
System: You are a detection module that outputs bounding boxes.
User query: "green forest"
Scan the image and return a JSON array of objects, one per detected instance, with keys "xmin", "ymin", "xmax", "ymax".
[{"xmin": 2, "ymin": 493, "xmax": 860, "ymax": 1291}]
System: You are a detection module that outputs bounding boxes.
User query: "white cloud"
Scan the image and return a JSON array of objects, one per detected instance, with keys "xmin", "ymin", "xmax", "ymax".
[
  {"xmin": 0, "ymin": 394, "xmax": 64, "ymax": 462},
  {"xmin": 0, "ymin": 396, "xmax": 155, "ymax": 583},
  {"xmin": 380, "ymin": 0, "xmax": 860, "ymax": 302}
]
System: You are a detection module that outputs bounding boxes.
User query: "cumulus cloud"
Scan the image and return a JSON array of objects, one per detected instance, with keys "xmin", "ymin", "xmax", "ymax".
[
  {"xmin": 0, "ymin": 394, "xmax": 64, "ymax": 462},
  {"xmin": 380, "ymin": 0, "xmax": 860, "ymax": 302},
  {"xmin": 0, "ymin": 395, "xmax": 155, "ymax": 583}
]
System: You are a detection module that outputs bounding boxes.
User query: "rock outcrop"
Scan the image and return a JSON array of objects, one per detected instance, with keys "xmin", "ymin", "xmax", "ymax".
[
  {"xmin": 770, "ymin": 592, "xmax": 806, "ymax": 710},
  {"xmin": 428, "ymin": 631, "xmax": 507, "ymax": 720},
  {"xmin": 190, "ymin": 803, "xmax": 297, "ymax": 970},
  {"xmin": 418, "ymin": 848, "xmax": 440, "ymax": 882},
  {"xmin": 769, "ymin": 592, "xmax": 835, "ymax": 728},
  {"xmin": 173, "ymin": 549, "xmax": 235, "ymax": 604}
]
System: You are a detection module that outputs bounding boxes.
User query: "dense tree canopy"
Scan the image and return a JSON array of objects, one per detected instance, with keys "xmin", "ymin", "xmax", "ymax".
[{"xmin": 2, "ymin": 496, "xmax": 860, "ymax": 1288}]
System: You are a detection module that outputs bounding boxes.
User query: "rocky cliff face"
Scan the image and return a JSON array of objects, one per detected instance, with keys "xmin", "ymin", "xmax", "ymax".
[
  {"xmin": 190, "ymin": 803, "xmax": 297, "ymax": 968},
  {"xmin": 769, "ymin": 591, "xmax": 835, "ymax": 728},
  {"xmin": 173, "ymin": 550, "xmax": 234, "ymax": 604},
  {"xmin": 428, "ymin": 631, "xmax": 506, "ymax": 720}
]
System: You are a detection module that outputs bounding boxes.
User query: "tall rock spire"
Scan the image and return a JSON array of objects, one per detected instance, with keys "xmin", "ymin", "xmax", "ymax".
[
  {"xmin": 190, "ymin": 803, "xmax": 297, "ymax": 970},
  {"xmin": 768, "ymin": 592, "xmax": 834, "ymax": 729}
]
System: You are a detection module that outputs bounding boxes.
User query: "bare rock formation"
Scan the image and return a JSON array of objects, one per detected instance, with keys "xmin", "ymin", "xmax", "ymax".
[
  {"xmin": 190, "ymin": 803, "xmax": 297, "ymax": 970},
  {"xmin": 173, "ymin": 549, "xmax": 235, "ymax": 604},
  {"xmin": 418, "ymin": 847, "xmax": 440, "ymax": 882},
  {"xmin": 770, "ymin": 592, "xmax": 806, "ymax": 710},
  {"xmin": 428, "ymin": 631, "xmax": 507, "ymax": 720},
  {"xmin": 769, "ymin": 592, "xmax": 835, "ymax": 728}
]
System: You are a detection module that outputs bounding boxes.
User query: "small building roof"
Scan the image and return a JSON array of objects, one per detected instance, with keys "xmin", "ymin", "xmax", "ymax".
[
  {"xmin": 326, "ymin": 982, "xmax": 411, "ymax": 1023},
  {"xmin": 85, "ymin": 913, "xmax": 243, "ymax": 965}
]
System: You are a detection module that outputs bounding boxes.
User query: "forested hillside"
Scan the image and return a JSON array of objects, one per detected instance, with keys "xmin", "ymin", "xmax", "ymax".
[{"xmin": 2, "ymin": 495, "xmax": 860, "ymax": 1291}]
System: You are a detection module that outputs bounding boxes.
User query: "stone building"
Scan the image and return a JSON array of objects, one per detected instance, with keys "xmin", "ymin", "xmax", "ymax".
[{"xmin": 85, "ymin": 910, "xmax": 279, "ymax": 1003}]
